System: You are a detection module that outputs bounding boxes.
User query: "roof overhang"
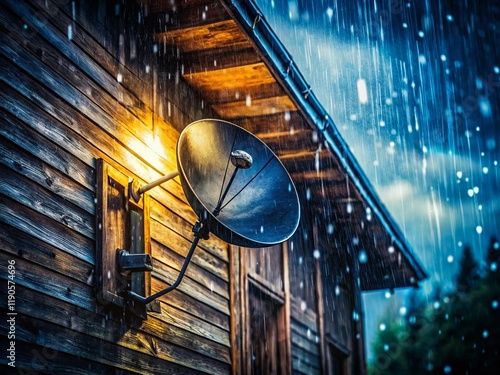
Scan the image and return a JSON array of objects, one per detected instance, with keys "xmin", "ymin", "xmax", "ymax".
[{"xmin": 144, "ymin": 0, "xmax": 427, "ymax": 290}]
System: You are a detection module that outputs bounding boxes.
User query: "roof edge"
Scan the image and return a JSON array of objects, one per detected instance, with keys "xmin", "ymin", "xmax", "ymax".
[{"xmin": 222, "ymin": 0, "xmax": 427, "ymax": 283}]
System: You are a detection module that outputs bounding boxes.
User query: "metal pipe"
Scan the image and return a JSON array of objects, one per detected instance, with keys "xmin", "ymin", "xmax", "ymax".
[
  {"xmin": 127, "ymin": 221, "xmax": 209, "ymax": 305},
  {"xmin": 130, "ymin": 170, "xmax": 179, "ymax": 202}
]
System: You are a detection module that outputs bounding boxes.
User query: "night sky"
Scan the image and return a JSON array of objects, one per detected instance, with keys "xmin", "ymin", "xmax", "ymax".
[{"xmin": 254, "ymin": 0, "xmax": 500, "ymax": 358}]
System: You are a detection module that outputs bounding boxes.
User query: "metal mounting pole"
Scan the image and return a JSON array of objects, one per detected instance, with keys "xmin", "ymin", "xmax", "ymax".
[
  {"xmin": 129, "ymin": 170, "xmax": 179, "ymax": 202},
  {"xmin": 127, "ymin": 221, "xmax": 209, "ymax": 305}
]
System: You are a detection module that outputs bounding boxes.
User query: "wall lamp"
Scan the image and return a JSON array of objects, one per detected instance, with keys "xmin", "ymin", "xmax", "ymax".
[{"xmin": 96, "ymin": 119, "xmax": 300, "ymax": 319}]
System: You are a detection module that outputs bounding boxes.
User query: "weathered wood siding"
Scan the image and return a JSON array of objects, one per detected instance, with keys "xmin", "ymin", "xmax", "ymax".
[
  {"xmin": 0, "ymin": 0, "xmax": 231, "ymax": 373},
  {"xmin": 288, "ymin": 221, "xmax": 321, "ymax": 375}
]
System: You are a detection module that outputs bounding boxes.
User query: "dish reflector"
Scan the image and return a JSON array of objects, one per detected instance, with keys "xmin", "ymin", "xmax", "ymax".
[{"xmin": 177, "ymin": 119, "xmax": 300, "ymax": 248}]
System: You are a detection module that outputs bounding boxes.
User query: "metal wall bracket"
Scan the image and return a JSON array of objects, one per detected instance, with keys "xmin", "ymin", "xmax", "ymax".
[{"xmin": 95, "ymin": 158, "xmax": 153, "ymax": 319}]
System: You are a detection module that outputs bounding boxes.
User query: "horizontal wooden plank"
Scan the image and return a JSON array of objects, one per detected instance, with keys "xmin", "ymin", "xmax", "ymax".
[
  {"xmin": 257, "ymin": 129, "xmax": 317, "ymax": 154},
  {"xmin": 0, "ymin": 30, "xmax": 176, "ymax": 174},
  {"xmin": 291, "ymin": 330, "xmax": 320, "ymax": 356},
  {"xmin": 153, "ymin": 240, "xmax": 229, "ymax": 299},
  {"xmin": 179, "ymin": 47, "xmax": 262, "ymax": 74},
  {"xmin": 0, "ymin": 164, "xmax": 94, "ymax": 239},
  {"xmin": 150, "ymin": 201, "xmax": 229, "ymax": 264},
  {"xmin": 150, "ymin": 1, "xmax": 230, "ymax": 32},
  {"xmin": 0, "ymin": 60, "xmax": 188, "ymax": 210},
  {"xmin": 152, "ymin": 260, "xmax": 229, "ymax": 315},
  {"xmin": 212, "ymin": 95, "xmax": 297, "ymax": 119},
  {"xmin": 292, "ymin": 356, "xmax": 321, "ymax": 375},
  {"xmin": 291, "ymin": 321, "xmax": 321, "ymax": 345},
  {"xmin": 152, "ymin": 285, "xmax": 231, "ymax": 347},
  {"xmin": 149, "ymin": 277, "xmax": 230, "ymax": 332},
  {"xmin": 290, "ymin": 298, "xmax": 318, "ymax": 332},
  {"xmin": 146, "ymin": 0, "xmax": 215, "ymax": 17},
  {"xmin": 0, "ymin": 135, "xmax": 94, "ymax": 215},
  {"xmin": 156, "ymin": 19, "xmax": 252, "ymax": 53},
  {"xmin": 183, "ymin": 62, "xmax": 282, "ymax": 103},
  {"xmin": 151, "ymin": 219, "xmax": 228, "ymax": 281},
  {"xmin": 1, "ymin": 276, "xmax": 231, "ymax": 370},
  {"xmin": 0, "ymin": 103, "xmax": 95, "ymax": 191},
  {"xmin": 0, "ymin": 198, "xmax": 94, "ymax": 265},
  {"xmin": 291, "ymin": 345, "xmax": 321, "ymax": 369},
  {"xmin": 2, "ymin": 0, "xmax": 154, "ymax": 115},
  {"xmin": 236, "ymin": 110, "xmax": 307, "ymax": 135},
  {"xmin": 0, "ymin": 223, "xmax": 93, "ymax": 285},
  {"xmin": 0, "ymin": 340, "xmax": 141, "ymax": 375},
  {"xmin": 0, "ymin": 311, "xmax": 213, "ymax": 375},
  {"xmin": 0, "ymin": 251, "xmax": 94, "ymax": 310}
]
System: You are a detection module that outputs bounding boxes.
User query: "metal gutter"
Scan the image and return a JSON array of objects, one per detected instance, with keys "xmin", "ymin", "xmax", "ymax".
[{"xmin": 223, "ymin": 0, "xmax": 427, "ymax": 282}]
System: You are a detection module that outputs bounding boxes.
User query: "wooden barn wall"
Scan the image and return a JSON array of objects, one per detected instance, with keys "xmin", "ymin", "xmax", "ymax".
[
  {"xmin": 0, "ymin": 0, "xmax": 231, "ymax": 373},
  {"xmin": 288, "ymin": 220, "xmax": 321, "ymax": 375}
]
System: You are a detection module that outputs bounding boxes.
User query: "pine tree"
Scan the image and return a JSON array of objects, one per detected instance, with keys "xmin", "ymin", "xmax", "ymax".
[{"xmin": 455, "ymin": 244, "xmax": 480, "ymax": 292}]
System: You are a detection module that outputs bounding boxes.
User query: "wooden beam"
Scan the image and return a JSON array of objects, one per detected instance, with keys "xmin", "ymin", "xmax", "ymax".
[
  {"xmin": 182, "ymin": 62, "xmax": 283, "ymax": 103},
  {"xmin": 149, "ymin": 1, "xmax": 230, "ymax": 32},
  {"xmin": 236, "ymin": 110, "xmax": 306, "ymax": 134},
  {"xmin": 145, "ymin": 0, "xmax": 214, "ymax": 14},
  {"xmin": 155, "ymin": 19, "xmax": 252, "ymax": 53},
  {"xmin": 180, "ymin": 47, "xmax": 262, "ymax": 74},
  {"xmin": 212, "ymin": 95, "xmax": 296, "ymax": 118}
]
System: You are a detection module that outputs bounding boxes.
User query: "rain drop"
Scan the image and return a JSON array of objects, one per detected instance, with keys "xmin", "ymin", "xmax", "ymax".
[
  {"xmin": 313, "ymin": 249, "xmax": 321, "ymax": 259},
  {"xmin": 356, "ymin": 78, "xmax": 368, "ymax": 104},
  {"xmin": 447, "ymin": 255, "xmax": 454, "ymax": 263},
  {"xmin": 492, "ymin": 300, "xmax": 499, "ymax": 309},
  {"xmin": 482, "ymin": 330, "xmax": 489, "ymax": 339},
  {"xmin": 399, "ymin": 306, "xmax": 407, "ymax": 316},
  {"xmin": 444, "ymin": 365, "xmax": 452, "ymax": 374},
  {"xmin": 476, "ymin": 226, "xmax": 483, "ymax": 234},
  {"xmin": 300, "ymin": 301, "xmax": 307, "ymax": 311},
  {"xmin": 490, "ymin": 262, "xmax": 497, "ymax": 272},
  {"xmin": 379, "ymin": 323, "xmax": 386, "ymax": 331},
  {"xmin": 327, "ymin": 223, "xmax": 335, "ymax": 234},
  {"xmin": 358, "ymin": 250, "xmax": 368, "ymax": 264}
]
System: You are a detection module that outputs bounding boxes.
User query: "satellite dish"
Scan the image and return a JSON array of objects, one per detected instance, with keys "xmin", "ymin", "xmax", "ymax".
[
  {"xmin": 177, "ymin": 119, "xmax": 300, "ymax": 248},
  {"xmin": 126, "ymin": 119, "xmax": 300, "ymax": 311}
]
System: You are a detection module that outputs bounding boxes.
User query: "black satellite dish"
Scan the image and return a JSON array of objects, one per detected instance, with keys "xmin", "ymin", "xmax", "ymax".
[
  {"xmin": 177, "ymin": 119, "xmax": 300, "ymax": 248},
  {"xmin": 127, "ymin": 119, "xmax": 300, "ymax": 309}
]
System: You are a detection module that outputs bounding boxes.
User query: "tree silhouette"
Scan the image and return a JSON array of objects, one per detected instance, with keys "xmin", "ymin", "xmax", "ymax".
[
  {"xmin": 455, "ymin": 244, "xmax": 480, "ymax": 292},
  {"xmin": 370, "ymin": 237, "xmax": 500, "ymax": 375}
]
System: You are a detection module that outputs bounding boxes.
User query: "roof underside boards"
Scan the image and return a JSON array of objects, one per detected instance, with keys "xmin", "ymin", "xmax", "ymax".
[{"xmin": 144, "ymin": 0, "xmax": 426, "ymax": 291}]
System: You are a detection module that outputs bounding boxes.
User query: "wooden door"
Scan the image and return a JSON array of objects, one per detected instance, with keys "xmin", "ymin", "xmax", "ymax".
[{"xmin": 248, "ymin": 283, "xmax": 284, "ymax": 375}]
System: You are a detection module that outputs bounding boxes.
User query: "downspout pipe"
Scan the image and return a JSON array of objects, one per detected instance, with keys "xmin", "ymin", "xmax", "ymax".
[{"xmin": 223, "ymin": 0, "xmax": 427, "ymax": 282}]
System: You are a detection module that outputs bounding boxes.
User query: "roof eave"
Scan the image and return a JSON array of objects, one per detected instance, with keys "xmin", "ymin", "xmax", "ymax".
[{"xmin": 222, "ymin": 0, "xmax": 427, "ymax": 284}]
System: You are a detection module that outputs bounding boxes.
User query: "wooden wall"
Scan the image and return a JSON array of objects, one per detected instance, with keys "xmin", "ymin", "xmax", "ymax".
[{"xmin": 0, "ymin": 0, "xmax": 231, "ymax": 373}]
